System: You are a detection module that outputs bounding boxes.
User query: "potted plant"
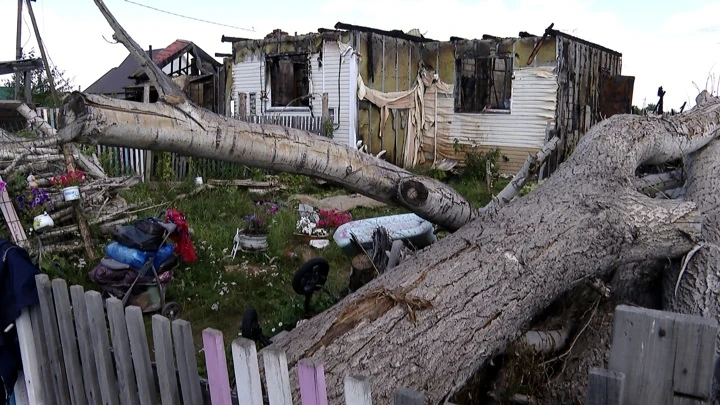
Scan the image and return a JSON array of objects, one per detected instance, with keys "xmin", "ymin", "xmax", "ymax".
[
  {"xmin": 17, "ymin": 187, "xmax": 56, "ymax": 231},
  {"xmin": 294, "ymin": 216, "xmax": 329, "ymax": 242},
  {"xmin": 51, "ymin": 169, "xmax": 85, "ymax": 202},
  {"xmin": 237, "ymin": 201, "xmax": 278, "ymax": 251}
]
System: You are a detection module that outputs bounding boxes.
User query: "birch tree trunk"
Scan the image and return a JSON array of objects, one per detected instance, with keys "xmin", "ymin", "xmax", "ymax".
[{"xmin": 58, "ymin": 92, "xmax": 475, "ymax": 230}]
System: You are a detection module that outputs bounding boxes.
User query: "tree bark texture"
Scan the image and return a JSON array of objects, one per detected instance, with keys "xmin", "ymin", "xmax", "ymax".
[
  {"xmin": 57, "ymin": 86, "xmax": 720, "ymax": 402},
  {"xmin": 259, "ymin": 98, "xmax": 718, "ymax": 403},
  {"xmin": 663, "ymin": 97, "xmax": 720, "ymax": 349},
  {"xmin": 58, "ymin": 92, "xmax": 475, "ymax": 231}
]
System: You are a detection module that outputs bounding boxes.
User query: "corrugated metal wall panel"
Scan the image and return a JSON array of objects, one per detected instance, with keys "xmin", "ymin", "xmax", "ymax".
[
  {"xmin": 425, "ymin": 66, "xmax": 558, "ymax": 159},
  {"xmin": 233, "ymin": 42, "xmax": 354, "ymax": 147}
]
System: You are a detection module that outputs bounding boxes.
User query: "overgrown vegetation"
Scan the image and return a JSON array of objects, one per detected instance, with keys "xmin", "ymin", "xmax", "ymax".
[{"xmin": 0, "ymin": 48, "xmax": 76, "ymax": 107}]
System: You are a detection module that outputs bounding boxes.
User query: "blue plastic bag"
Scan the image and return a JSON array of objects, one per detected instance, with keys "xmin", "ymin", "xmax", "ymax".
[{"xmin": 105, "ymin": 242, "xmax": 175, "ymax": 270}]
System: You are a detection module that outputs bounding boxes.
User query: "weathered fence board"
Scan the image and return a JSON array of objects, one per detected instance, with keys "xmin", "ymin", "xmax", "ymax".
[
  {"xmin": 35, "ymin": 274, "xmax": 71, "ymax": 405},
  {"xmin": 586, "ymin": 368, "xmax": 625, "ymax": 405},
  {"xmin": 152, "ymin": 314, "xmax": 180, "ymax": 405},
  {"xmin": 125, "ymin": 306, "xmax": 159, "ymax": 405},
  {"xmin": 344, "ymin": 375, "xmax": 373, "ymax": 405},
  {"xmin": 15, "ymin": 308, "xmax": 42, "ymax": 404},
  {"xmin": 263, "ymin": 346, "xmax": 293, "ymax": 405},
  {"xmin": 50, "ymin": 278, "xmax": 85, "ymax": 404},
  {"xmin": 28, "ymin": 303, "xmax": 56, "ymax": 402},
  {"xmin": 393, "ymin": 388, "xmax": 425, "ymax": 405},
  {"xmin": 172, "ymin": 319, "xmax": 203, "ymax": 405},
  {"xmin": 86, "ymin": 290, "xmax": 121, "ymax": 405},
  {"xmin": 231, "ymin": 338, "xmax": 264, "ymax": 405},
  {"xmin": 202, "ymin": 328, "xmax": 233, "ymax": 405},
  {"xmin": 107, "ymin": 297, "xmax": 140, "ymax": 405},
  {"xmin": 607, "ymin": 305, "xmax": 718, "ymax": 405},
  {"xmin": 70, "ymin": 285, "xmax": 102, "ymax": 404}
]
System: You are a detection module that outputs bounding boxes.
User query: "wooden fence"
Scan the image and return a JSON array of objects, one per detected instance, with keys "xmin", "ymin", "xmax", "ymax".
[
  {"xmin": 586, "ymin": 305, "xmax": 718, "ymax": 405},
  {"xmin": 12, "ymin": 274, "xmax": 718, "ymax": 405},
  {"xmin": 11, "ymin": 274, "xmax": 432, "ymax": 405}
]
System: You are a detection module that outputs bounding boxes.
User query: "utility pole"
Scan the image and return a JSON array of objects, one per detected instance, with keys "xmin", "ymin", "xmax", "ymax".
[
  {"xmin": 25, "ymin": 0, "xmax": 59, "ymax": 105},
  {"xmin": 14, "ymin": 0, "xmax": 23, "ymax": 99}
]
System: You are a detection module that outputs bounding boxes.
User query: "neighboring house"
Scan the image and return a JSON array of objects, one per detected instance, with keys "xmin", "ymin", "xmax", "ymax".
[
  {"xmin": 224, "ymin": 24, "xmax": 633, "ymax": 174},
  {"xmin": 86, "ymin": 40, "xmax": 225, "ymax": 114}
]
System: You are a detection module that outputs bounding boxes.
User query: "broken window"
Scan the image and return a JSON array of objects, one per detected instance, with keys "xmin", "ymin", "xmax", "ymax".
[
  {"xmin": 455, "ymin": 56, "xmax": 512, "ymax": 113},
  {"xmin": 266, "ymin": 54, "xmax": 310, "ymax": 108}
]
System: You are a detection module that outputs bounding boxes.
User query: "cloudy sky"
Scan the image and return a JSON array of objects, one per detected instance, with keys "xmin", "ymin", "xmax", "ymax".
[{"xmin": 1, "ymin": 0, "xmax": 718, "ymax": 109}]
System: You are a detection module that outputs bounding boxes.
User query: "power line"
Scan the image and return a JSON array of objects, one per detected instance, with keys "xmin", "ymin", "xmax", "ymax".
[{"xmin": 123, "ymin": 0, "xmax": 255, "ymax": 32}]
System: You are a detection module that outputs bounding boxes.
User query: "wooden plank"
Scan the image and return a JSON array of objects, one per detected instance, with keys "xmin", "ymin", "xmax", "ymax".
[
  {"xmin": 15, "ymin": 308, "xmax": 43, "ymax": 404},
  {"xmin": 70, "ymin": 285, "xmax": 102, "ymax": 404},
  {"xmin": 172, "ymin": 320, "xmax": 203, "ymax": 405},
  {"xmin": 344, "ymin": 375, "xmax": 372, "ymax": 405},
  {"xmin": 586, "ymin": 368, "xmax": 625, "ymax": 405},
  {"xmin": 231, "ymin": 338, "xmax": 263, "ymax": 405},
  {"xmin": 50, "ymin": 279, "xmax": 86, "ymax": 404},
  {"xmin": 672, "ymin": 314, "xmax": 718, "ymax": 399},
  {"xmin": 125, "ymin": 306, "xmax": 159, "ymax": 405},
  {"xmin": 0, "ymin": 174, "xmax": 28, "ymax": 246},
  {"xmin": 298, "ymin": 359, "xmax": 328, "ymax": 405},
  {"xmin": 202, "ymin": 328, "xmax": 232, "ymax": 405},
  {"xmin": 262, "ymin": 346, "xmax": 292, "ymax": 405},
  {"xmin": 29, "ymin": 304, "xmax": 56, "ymax": 402},
  {"xmin": 86, "ymin": 290, "xmax": 121, "ymax": 405},
  {"xmin": 106, "ymin": 297, "xmax": 140, "ymax": 405},
  {"xmin": 35, "ymin": 274, "xmax": 70, "ymax": 405},
  {"xmin": 152, "ymin": 315, "xmax": 180, "ymax": 405},
  {"xmin": 393, "ymin": 387, "xmax": 425, "ymax": 405},
  {"xmin": 608, "ymin": 305, "xmax": 718, "ymax": 405},
  {"xmin": 13, "ymin": 370, "xmax": 30, "ymax": 405}
]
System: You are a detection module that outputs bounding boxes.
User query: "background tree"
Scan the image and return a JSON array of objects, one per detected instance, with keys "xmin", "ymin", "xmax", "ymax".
[{"xmin": 1, "ymin": 48, "xmax": 76, "ymax": 107}]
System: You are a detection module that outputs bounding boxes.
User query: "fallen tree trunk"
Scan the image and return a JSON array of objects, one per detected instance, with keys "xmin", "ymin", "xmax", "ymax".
[
  {"xmin": 60, "ymin": 87, "xmax": 719, "ymax": 402},
  {"xmin": 59, "ymin": 92, "xmax": 474, "ymax": 230},
  {"xmin": 63, "ymin": 1, "xmax": 720, "ymax": 402}
]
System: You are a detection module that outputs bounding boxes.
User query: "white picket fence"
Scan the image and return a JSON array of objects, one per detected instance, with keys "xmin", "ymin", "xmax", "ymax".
[{"xmin": 11, "ymin": 274, "xmax": 431, "ymax": 405}]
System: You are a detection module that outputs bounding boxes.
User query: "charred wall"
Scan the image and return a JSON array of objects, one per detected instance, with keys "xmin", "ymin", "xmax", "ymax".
[{"xmin": 549, "ymin": 34, "xmax": 624, "ymax": 175}]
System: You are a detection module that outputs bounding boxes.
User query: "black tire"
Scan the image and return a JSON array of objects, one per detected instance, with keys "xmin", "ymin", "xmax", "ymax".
[
  {"xmin": 292, "ymin": 258, "xmax": 330, "ymax": 296},
  {"xmin": 162, "ymin": 302, "xmax": 181, "ymax": 320},
  {"xmin": 241, "ymin": 307, "xmax": 261, "ymax": 340}
]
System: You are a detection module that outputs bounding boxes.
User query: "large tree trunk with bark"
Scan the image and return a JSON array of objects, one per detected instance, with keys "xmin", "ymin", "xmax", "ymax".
[
  {"xmin": 663, "ymin": 95, "xmax": 720, "ymax": 341},
  {"xmin": 58, "ymin": 92, "xmax": 477, "ymax": 231},
  {"xmin": 60, "ymin": 87, "xmax": 720, "ymax": 402},
  {"xmin": 60, "ymin": 2, "xmax": 720, "ymax": 403}
]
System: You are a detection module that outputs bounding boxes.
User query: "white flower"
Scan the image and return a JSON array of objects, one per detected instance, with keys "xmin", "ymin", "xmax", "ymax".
[
  {"xmin": 271, "ymin": 328, "xmax": 276, "ymax": 333},
  {"xmin": 211, "ymin": 302, "xmax": 219, "ymax": 311},
  {"xmin": 278, "ymin": 322, "xmax": 283, "ymax": 327}
]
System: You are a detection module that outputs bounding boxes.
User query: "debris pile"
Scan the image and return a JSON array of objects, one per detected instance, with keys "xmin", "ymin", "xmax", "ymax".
[{"xmin": 0, "ymin": 103, "xmax": 144, "ymax": 256}]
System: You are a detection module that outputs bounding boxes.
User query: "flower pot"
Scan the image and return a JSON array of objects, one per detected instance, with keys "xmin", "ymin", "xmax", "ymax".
[
  {"xmin": 33, "ymin": 212, "xmax": 54, "ymax": 231},
  {"xmin": 293, "ymin": 232, "xmax": 329, "ymax": 243},
  {"xmin": 238, "ymin": 231, "xmax": 268, "ymax": 251},
  {"xmin": 62, "ymin": 186, "xmax": 81, "ymax": 202}
]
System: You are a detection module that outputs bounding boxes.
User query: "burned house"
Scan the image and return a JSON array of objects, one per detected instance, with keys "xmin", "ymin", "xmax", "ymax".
[
  {"xmin": 87, "ymin": 39, "xmax": 225, "ymax": 114},
  {"xmin": 225, "ymin": 23, "xmax": 633, "ymax": 174}
]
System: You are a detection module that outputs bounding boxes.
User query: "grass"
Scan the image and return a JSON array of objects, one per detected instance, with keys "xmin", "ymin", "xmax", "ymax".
[{"xmin": 5, "ymin": 168, "xmax": 510, "ymax": 379}]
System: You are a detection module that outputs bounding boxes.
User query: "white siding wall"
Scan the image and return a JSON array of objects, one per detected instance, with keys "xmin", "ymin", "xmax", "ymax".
[
  {"xmin": 448, "ymin": 66, "xmax": 558, "ymax": 149},
  {"xmin": 231, "ymin": 41, "xmax": 357, "ymax": 147}
]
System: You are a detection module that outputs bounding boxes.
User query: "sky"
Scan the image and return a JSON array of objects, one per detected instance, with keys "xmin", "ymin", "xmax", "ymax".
[{"xmin": 0, "ymin": 0, "xmax": 718, "ymax": 109}]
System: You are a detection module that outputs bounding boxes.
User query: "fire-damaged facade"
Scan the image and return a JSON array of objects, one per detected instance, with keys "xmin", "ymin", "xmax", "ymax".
[{"xmin": 223, "ymin": 23, "xmax": 633, "ymax": 174}]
